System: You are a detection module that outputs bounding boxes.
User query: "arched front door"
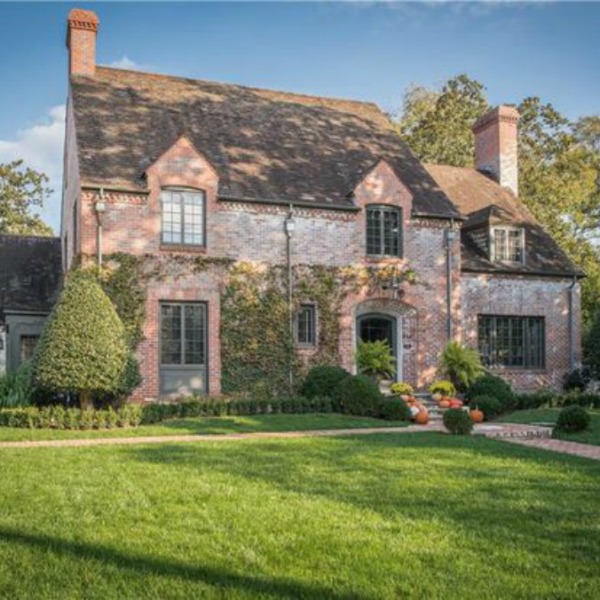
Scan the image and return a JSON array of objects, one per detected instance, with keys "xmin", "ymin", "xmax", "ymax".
[{"xmin": 356, "ymin": 313, "xmax": 400, "ymax": 381}]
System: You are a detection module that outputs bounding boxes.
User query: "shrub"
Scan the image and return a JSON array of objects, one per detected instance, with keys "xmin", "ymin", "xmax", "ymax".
[
  {"xmin": 466, "ymin": 373, "xmax": 515, "ymax": 411},
  {"xmin": 443, "ymin": 408, "xmax": 473, "ymax": 435},
  {"xmin": 32, "ymin": 269, "xmax": 129, "ymax": 409},
  {"xmin": 469, "ymin": 395, "xmax": 502, "ymax": 421},
  {"xmin": 428, "ymin": 380, "xmax": 456, "ymax": 397},
  {"xmin": 515, "ymin": 391, "xmax": 554, "ymax": 410},
  {"xmin": 389, "ymin": 382, "xmax": 414, "ymax": 396},
  {"xmin": 332, "ymin": 375, "xmax": 382, "ymax": 416},
  {"xmin": 356, "ymin": 341, "xmax": 395, "ymax": 381},
  {"xmin": 0, "ymin": 361, "xmax": 35, "ymax": 408},
  {"xmin": 563, "ymin": 367, "xmax": 593, "ymax": 392},
  {"xmin": 440, "ymin": 342, "xmax": 484, "ymax": 391},
  {"xmin": 99, "ymin": 353, "xmax": 142, "ymax": 408},
  {"xmin": 300, "ymin": 366, "xmax": 350, "ymax": 399},
  {"xmin": 378, "ymin": 398, "xmax": 410, "ymax": 421},
  {"xmin": 555, "ymin": 405, "xmax": 591, "ymax": 433}
]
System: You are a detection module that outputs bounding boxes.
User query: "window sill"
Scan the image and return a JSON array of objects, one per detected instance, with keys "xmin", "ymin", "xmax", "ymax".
[
  {"xmin": 160, "ymin": 244, "xmax": 207, "ymax": 254},
  {"xmin": 364, "ymin": 255, "xmax": 403, "ymax": 263}
]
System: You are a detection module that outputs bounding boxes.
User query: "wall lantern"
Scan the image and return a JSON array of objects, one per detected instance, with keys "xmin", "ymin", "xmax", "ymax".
[{"xmin": 284, "ymin": 215, "xmax": 296, "ymax": 237}]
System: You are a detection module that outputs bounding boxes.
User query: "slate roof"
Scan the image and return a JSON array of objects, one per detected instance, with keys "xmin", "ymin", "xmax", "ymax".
[
  {"xmin": 0, "ymin": 235, "xmax": 62, "ymax": 316},
  {"xmin": 70, "ymin": 66, "xmax": 460, "ymax": 218},
  {"xmin": 424, "ymin": 164, "xmax": 580, "ymax": 277}
]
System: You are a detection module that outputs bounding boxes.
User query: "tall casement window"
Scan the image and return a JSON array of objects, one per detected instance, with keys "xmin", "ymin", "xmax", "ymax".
[
  {"xmin": 366, "ymin": 205, "xmax": 402, "ymax": 257},
  {"xmin": 296, "ymin": 304, "xmax": 316, "ymax": 346},
  {"xmin": 478, "ymin": 315, "xmax": 545, "ymax": 369},
  {"xmin": 160, "ymin": 302, "xmax": 207, "ymax": 395},
  {"xmin": 161, "ymin": 189, "xmax": 205, "ymax": 246},
  {"xmin": 491, "ymin": 227, "xmax": 524, "ymax": 263}
]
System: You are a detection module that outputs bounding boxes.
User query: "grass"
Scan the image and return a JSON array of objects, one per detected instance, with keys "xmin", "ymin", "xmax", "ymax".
[
  {"xmin": 503, "ymin": 409, "xmax": 600, "ymax": 446},
  {"xmin": 0, "ymin": 433, "xmax": 599, "ymax": 598},
  {"xmin": 0, "ymin": 413, "xmax": 407, "ymax": 442}
]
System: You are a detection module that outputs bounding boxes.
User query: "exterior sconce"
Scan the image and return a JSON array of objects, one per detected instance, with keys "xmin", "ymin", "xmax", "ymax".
[{"xmin": 284, "ymin": 215, "xmax": 296, "ymax": 237}]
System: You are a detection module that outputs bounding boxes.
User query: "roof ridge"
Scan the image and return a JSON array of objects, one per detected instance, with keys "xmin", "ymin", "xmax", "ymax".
[{"xmin": 94, "ymin": 65, "xmax": 382, "ymax": 111}]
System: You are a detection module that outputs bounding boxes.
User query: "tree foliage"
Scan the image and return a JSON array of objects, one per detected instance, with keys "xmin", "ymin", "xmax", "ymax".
[
  {"xmin": 0, "ymin": 160, "xmax": 53, "ymax": 235},
  {"xmin": 32, "ymin": 270, "xmax": 128, "ymax": 407}
]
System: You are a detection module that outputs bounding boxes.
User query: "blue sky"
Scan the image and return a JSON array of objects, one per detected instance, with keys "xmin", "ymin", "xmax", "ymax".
[{"xmin": 0, "ymin": 1, "xmax": 598, "ymax": 233}]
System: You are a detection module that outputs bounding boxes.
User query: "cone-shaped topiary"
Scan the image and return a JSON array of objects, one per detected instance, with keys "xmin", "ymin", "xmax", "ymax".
[{"xmin": 33, "ymin": 269, "xmax": 128, "ymax": 408}]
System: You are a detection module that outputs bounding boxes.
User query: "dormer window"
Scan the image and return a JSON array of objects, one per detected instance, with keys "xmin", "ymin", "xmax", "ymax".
[
  {"xmin": 491, "ymin": 226, "xmax": 524, "ymax": 263},
  {"xmin": 161, "ymin": 189, "xmax": 205, "ymax": 247},
  {"xmin": 366, "ymin": 205, "xmax": 402, "ymax": 258}
]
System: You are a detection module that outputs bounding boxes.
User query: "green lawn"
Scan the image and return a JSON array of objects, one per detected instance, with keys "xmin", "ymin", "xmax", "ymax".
[
  {"xmin": 503, "ymin": 409, "xmax": 600, "ymax": 446},
  {"xmin": 0, "ymin": 433, "xmax": 599, "ymax": 598},
  {"xmin": 0, "ymin": 413, "xmax": 407, "ymax": 442}
]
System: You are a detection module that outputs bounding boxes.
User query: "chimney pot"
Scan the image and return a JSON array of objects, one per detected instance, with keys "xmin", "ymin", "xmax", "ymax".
[
  {"xmin": 473, "ymin": 105, "xmax": 520, "ymax": 196},
  {"xmin": 66, "ymin": 8, "xmax": 99, "ymax": 77}
]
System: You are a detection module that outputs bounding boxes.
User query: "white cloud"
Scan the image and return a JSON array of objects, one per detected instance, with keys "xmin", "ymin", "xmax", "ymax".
[
  {"xmin": 108, "ymin": 55, "xmax": 149, "ymax": 71},
  {"xmin": 0, "ymin": 105, "xmax": 66, "ymax": 234}
]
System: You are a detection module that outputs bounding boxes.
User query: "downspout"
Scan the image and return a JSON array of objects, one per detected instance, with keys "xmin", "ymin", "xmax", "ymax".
[
  {"xmin": 284, "ymin": 205, "xmax": 296, "ymax": 390},
  {"xmin": 568, "ymin": 276, "xmax": 577, "ymax": 371},
  {"xmin": 445, "ymin": 222, "xmax": 456, "ymax": 341},
  {"xmin": 95, "ymin": 188, "xmax": 106, "ymax": 269}
]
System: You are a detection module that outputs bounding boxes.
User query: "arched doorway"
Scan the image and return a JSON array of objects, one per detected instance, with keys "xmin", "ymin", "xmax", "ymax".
[{"xmin": 356, "ymin": 313, "xmax": 400, "ymax": 381}]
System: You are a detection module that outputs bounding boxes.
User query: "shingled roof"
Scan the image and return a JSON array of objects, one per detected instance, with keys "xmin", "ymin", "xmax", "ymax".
[
  {"xmin": 70, "ymin": 66, "xmax": 460, "ymax": 218},
  {"xmin": 0, "ymin": 235, "xmax": 62, "ymax": 316},
  {"xmin": 424, "ymin": 164, "xmax": 580, "ymax": 277}
]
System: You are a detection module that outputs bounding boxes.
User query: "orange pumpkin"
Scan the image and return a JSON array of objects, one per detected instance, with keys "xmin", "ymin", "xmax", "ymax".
[
  {"xmin": 470, "ymin": 409, "xmax": 484, "ymax": 423},
  {"xmin": 438, "ymin": 399, "xmax": 451, "ymax": 409},
  {"xmin": 449, "ymin": 399, "xmax": 464, "ymax": 409},
  {"xmin": 415, "ymin": 410, "xmax": 429, "ymax": 425}
]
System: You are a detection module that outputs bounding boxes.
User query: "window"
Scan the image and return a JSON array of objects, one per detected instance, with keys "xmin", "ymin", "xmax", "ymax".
[
  {"xmin": 491, "ymin": 227, "xmax": 524, "ymax": 263},
  {"xmin": 160, "ymin": 303, "xmax": 206, "ymax": 366},
  {"xmin": 366, "ymin": 206, "xmax": 402, "ymax": 257},
  {"xmin": 478, "ymin": 316, "xmax": 545, "ymax": 369},
  {"xmin": 296, "ymin": 304, "xmax": 316, "ymax": 346},
  {"xmin": 20, "ymin": 335, "xmax": 40, "ymax": 363},
  {"xmin": 161, "ymin": 189, "xmax": 205, "ymax": 246}
]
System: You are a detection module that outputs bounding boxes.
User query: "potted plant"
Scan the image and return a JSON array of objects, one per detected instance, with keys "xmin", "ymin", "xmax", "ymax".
[{"xmin": 356, "ymin": 340, "xmax": 396, "ymax": 384}]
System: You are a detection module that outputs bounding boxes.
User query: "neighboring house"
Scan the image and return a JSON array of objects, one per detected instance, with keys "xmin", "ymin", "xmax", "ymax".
[
  {"xmin": 0, "ymin": 235, "xmax": 62, "ymax": 374},
  {"xmin": 61, "ymin": 9, "xmax": 581, "ymax": 399}
]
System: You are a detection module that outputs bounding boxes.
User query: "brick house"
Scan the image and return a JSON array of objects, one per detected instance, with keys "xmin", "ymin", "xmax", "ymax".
[{"xmin": 61, "ymin": 9, "xmax": 581, "ymax": 400}]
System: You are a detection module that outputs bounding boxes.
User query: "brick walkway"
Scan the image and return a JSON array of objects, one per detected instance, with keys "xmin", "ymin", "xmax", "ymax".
[{"xmin": 0, "ymin": 421, "xmax": 598, "ymax": 461}]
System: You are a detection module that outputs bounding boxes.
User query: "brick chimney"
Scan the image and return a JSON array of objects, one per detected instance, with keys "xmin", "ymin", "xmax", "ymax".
[
  {"xmin": 472, "ymin": 105, "xmax": 520, "ymax": 196},
  {"xmin": 66, "ymin": 9, "xmax": 99, "ymax": 77}
]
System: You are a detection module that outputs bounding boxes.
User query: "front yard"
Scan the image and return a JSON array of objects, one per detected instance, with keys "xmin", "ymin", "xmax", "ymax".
[{"xmin": 0, "ymin": 433, "xmax": 599, "ymax": 599}]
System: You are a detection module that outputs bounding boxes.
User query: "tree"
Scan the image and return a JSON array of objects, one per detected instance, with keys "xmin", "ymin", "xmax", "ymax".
[
  {"xmin": 32, "ymin": 270, "xmax": 128, "ymax": 408},
  {"xmin": 0, "ymin": 159, "xmax": 53, "ymax": 235},
  {"xmin": 396, "ymin": 74, "xmax": 489, "ymax": 167}
]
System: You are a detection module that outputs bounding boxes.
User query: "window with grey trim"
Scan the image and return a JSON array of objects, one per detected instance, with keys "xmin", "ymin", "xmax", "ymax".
[
  {"xmin": 160, "ymin": 303, "xmax": 206, "ymax": 366},
  {"xmin": 296, "ymin": 304, "xmax": 316, "ymax": 346},
  {"xmin": 491, "ymin": 227, "xmax": 524, "ymax": 263},
  {"xmin": 478, "ymin": 315, "xmax": 545, "ymax": 368},
  {"xmin": 161, "ymin": 189, "xmax": 205, "ymax": 246},
  {"xmin": 366, "ymin": 206, "xmax": 402, "ymax": 257}
]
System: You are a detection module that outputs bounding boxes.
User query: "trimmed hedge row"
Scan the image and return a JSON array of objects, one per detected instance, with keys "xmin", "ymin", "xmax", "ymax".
[
  {"xmin": 514, "ymin": 391, "xmax": 600, "ymax": 410},
  {"xmin": 0, "ymin": 405, "xmax": 143, "ymax": 430}
]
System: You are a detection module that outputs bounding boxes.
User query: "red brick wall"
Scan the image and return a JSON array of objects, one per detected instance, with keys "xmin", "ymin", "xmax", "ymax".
[{"xmin": 67, "ymin": 9, "xmax": 99, "ymax": 77}]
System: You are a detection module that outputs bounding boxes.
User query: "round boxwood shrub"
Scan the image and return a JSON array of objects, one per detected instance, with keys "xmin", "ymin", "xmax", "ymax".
[
  {"xmin": 555, "ymin": 405, "xmax": 591, "ymax": 433},
  {"xmin": 32, "ymin": 269, "xmax": 129, "ymax": 409},
  {"xmin": 300, "ymin": 365, "xmax": 350, "ymax": 399},
  {"xmin": 468, "ymin": 395, "xmax": 502, "ymax": 421},
  {"xmin": 443, "ymin": 408, "xmax": 473, "ymax": 435},
  {"xmin": 378, "ymin": 398, "xmax": 410, "ymax": 421},
  {"xmin": 332, "ymin": 374, "xmax": 382, "ymax": 416},
  {"xmin": 466, "ymin": 373, "xmax": 515, "ymax": 411}
]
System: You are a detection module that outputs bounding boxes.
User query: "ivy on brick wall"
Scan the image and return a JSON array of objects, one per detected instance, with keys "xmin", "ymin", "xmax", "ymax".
[{"xmin": 84, "ymin": 253, "xmax": 416, "ymax": 396}]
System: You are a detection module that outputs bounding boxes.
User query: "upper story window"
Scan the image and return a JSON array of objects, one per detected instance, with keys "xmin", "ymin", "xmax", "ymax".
[
  {"xmin": 491, "ymin": 226, "xmax": 524, "ymax": 263},
  {"xmin": 295, "ymin": 304, "xmax": 316, "ymax": 347},
  {"xmin": 366, "ymin": 205, "xmax": 402, "ymax": 258},
  {"xmin": 161, "ymin": 189, "xmax": 205, "ymax": 247}
]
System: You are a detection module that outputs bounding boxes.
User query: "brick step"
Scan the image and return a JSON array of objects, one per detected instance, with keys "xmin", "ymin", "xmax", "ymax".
[{"xmin": 480, "ymin": 427, "xmax": 552, "ymax": 440}]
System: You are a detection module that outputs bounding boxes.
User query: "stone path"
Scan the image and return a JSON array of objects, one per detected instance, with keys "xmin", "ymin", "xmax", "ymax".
[{"xmin": 0, "ymin": 421, "xmax": 598, "ymax": 461}]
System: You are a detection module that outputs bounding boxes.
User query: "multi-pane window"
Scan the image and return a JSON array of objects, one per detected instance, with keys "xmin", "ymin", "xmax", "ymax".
[
  {"xmin": 161, "ymin": 189, "xmax": 205, "ymax": 246},
  {"xmin": 366, "ymin": 206, "xmax": 402, "ymax": 257},
  {"xmin": 478, "ymin": 315, "xmax": 545, "ymax": 369},
  {"xmin": 20, "ymin": 335, "xmax": 40, "ymax": 363},
  {"xmin": 296, "ymin": 304, "xmax": 316, "ymax": 346},
  {"xmin": 160, "ymin": 303, "xmax": 206, "ymax": 366},
  {"xmin": 492, "ymin": 227, "xmax": 524, "ymax": 263}
]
